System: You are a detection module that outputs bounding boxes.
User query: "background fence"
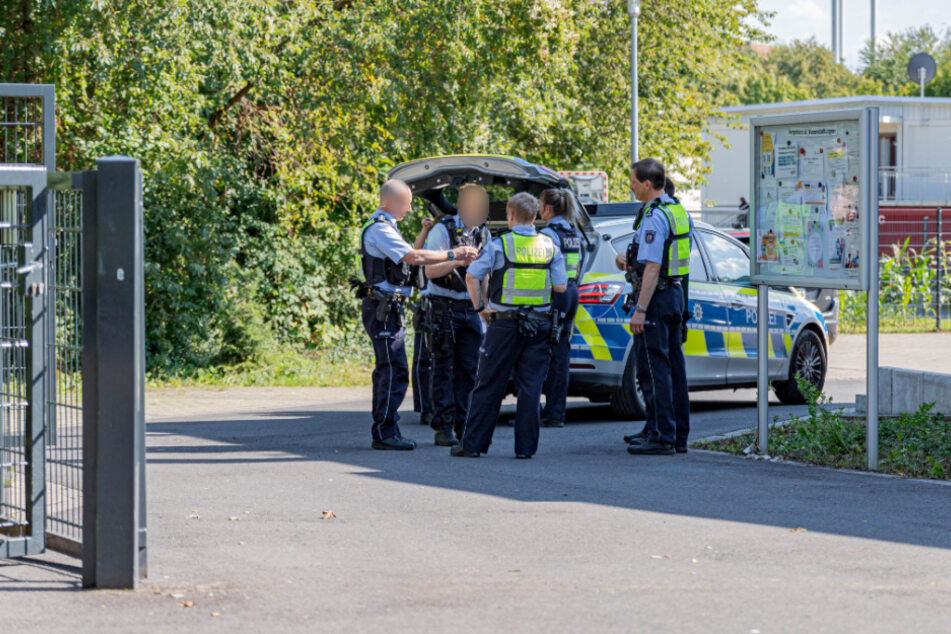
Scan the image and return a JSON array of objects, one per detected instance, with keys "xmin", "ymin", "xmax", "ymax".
[{"xmin": 841, "ymin": 211, "xmax": 949, "ymax": 332}]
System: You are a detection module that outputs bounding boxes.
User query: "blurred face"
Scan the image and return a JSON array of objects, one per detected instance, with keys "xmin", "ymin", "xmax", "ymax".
[
  {"xmin": 380, "ymin": 187, "xmax": 413, "ymax": 220},
  {"xmin": 457, "ymin": 187, "xmax": 489, "ymax": 228},
  {"xmin": 539, "ymin": 203, "xmax": 554, "ymax": 221},
  {"xmin": 506, "ymin": 207, "xmax": 516, "ymax": 229}
]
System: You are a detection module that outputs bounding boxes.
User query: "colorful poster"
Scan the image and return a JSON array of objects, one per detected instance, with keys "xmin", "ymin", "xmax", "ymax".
[
  {"xmin": 760, "ymin": 133, "xmax": 774, "ymax": 178},
  {"xmin": 757, "ymin": 229, "xmax": 779, "ymax": 263}
]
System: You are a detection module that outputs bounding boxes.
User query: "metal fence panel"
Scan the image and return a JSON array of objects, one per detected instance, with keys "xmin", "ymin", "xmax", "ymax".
[
  {"xmin": 0, "ymin": 169, "xmax": 48, "ymax": 559},
  {"xmin": 0, "ymin": 187, "xmax": 30, "ymax": 538},
  {"xmin": 46, "ymin": 183, "xmax": 84, "ymax": 555},
  {"xmin": 1, "ymin": 84, "xmax": 53, "ymax": 558}
]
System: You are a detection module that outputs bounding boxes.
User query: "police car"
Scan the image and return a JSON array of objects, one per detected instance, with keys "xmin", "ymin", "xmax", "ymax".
[{"xmin": 389, "ymin": 155, "xmax": 829, "ymax": 419}]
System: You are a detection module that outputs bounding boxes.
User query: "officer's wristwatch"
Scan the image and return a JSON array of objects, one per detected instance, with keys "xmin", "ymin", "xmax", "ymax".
[
  {"xmin": 476, "ymin": 304, "xmax": 486, "ymax": 313},
  {"xmin": 634, "ymin": 304, "xmax": 647, "ymax": 313},
  {"xmin": 447, "ymin": 249, "xmax": 455, "ymax": 261}
]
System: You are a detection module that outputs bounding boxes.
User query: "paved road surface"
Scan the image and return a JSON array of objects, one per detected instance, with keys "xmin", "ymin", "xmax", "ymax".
[{"xmin": 3, "ymin": 333, "xmax": 951, "ymax": 632}]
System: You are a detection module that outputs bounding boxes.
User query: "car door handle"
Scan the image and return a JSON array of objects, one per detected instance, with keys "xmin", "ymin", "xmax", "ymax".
[{"xmin": 729, "ymin": 301, "xmax": 745, "ymax": 310}]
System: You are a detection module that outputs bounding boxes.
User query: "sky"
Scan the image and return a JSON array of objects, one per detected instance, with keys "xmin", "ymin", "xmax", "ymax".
[{"xmin": 755, "ymin": 0, "xmax": 951, "ymax": 69}]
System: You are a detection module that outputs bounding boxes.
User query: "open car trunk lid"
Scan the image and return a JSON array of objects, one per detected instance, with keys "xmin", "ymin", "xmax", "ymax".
[{"xmin": 387, "ymin": 155, "xmax": 593, "ymax": 237}]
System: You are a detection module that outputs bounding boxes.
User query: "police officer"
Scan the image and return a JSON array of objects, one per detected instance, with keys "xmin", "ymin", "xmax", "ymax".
[
  {"xmin": 356, "ymin": 179, "xmax": 478, "ymax": 450},
  {"xmin": 423, "ymin": 183, "xmax": 491, "ymax": 446},
  {"xmin": 621, "ymin": 159, "xmax": 692, "ymax": 455},
  {"xmin": 538, "ymin": 188, "xmax": 583, "ymax": 428},
  {"xmin": 451, "ymin": 192, "xmax": 568, "ymax": 459}
]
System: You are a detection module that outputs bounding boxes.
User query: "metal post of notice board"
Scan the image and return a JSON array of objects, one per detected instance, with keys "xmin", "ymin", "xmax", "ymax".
[
  {"xmin": 756, "ymin": 284, "xmax": 769, "ymax": 453},
  {"xmin": 866, "ymin": 109, "xmax": 880, "ymax": 470}
]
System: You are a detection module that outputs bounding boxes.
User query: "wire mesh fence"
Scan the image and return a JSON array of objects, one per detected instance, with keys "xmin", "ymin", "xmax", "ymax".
[
  {"xmin": 46, "ymin": 188, "xmax": 84, "ymax": 549},
  {"xmin": 0, "ymin": 187, "xmax": 30, "ymax": 536},
  {"xmin": 0, "ymin": 96, "xmax": 46, "ymax": 166},
  {"xmin": 840, "ymin": 212, "xmax": 950, "ymax": 333}
]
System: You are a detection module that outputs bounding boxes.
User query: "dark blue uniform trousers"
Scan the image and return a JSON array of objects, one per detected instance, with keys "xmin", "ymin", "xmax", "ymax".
[
  {"xmin": 633, "ymin": 284, "xmax": 690, "ymax": 447},
  {"xmin": 542, "ymin": 283, "xmax": 579, "ymax": 423},
  {"xmin": 362, "ymin": 297, "xmax": 409, "ymax": 441},
  {"xmin": 429, "ymin": 304, "xmax": 483, "ymax": 436},
  {"xmin": 411, "ymin": 329, "xmax": 433, "ymax": 417},
  {"xmin": 460, "ymin": 318, "xmax": 552, "ymax": 457}
]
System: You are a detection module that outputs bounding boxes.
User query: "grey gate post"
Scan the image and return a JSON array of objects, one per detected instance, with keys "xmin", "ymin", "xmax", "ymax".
[{"xmin": 82, "ymin": 156, "xmax": 146, "ymax": 588}]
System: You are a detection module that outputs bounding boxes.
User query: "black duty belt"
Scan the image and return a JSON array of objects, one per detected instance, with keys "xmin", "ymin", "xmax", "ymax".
[
  {"xmin": 489, "ymin": 309, "xmax": 552, "ymax": 324},
  {"xmin": 429, "ymin": 296, "xmax": 473, "ymax": 311},
  {"xmin": 630, "ymin": 276, "xmax": 682, "ymax": 293}
]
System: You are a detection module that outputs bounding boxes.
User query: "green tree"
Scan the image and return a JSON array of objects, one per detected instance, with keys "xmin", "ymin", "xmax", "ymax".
[
  {"xmin": 1, "ymin": 0, "xmax": 769, "ymax": 375},
  {"xmin": 727, "ymin": 39, "xmax": 884, "ymax": 106},
  {"xmin": 860, "ymin": 26, "xmax": 945, "ymax": 92}
]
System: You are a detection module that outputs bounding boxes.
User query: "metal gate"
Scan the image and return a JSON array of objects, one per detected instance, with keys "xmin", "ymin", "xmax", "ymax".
[
  {"xmin": 0, "ymin": 86, "xmax": 52, "ymax": 558},
  {"xmin": 0, "ymin": 84, "xmax": 146, "ymax": 588}
]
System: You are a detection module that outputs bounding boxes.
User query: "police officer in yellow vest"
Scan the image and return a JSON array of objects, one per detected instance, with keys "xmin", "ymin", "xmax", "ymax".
[
  {"xmin": 451, "ymin": 192, "xmax": 568, "ymax": 459},
  {"xmin": 622, "ymin": 159, "xmax": 692, "ymax": 455}
]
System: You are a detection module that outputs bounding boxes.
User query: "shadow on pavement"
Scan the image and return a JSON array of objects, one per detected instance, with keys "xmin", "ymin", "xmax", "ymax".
[
  {"xmin": 146, "ymin": 400, "xmax": 951, "ymax": 552},
  {"xmin": 0, "ymin": 556, "xmax": 82, "ymax": 592}
]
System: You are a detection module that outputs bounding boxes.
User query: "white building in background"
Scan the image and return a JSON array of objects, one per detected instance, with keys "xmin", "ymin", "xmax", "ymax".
[{"xmin": 701, "ymin": 96, "xmax": 951, "ymax": 248}]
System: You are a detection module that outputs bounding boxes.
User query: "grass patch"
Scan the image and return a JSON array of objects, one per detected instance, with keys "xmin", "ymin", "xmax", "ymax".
[
  {"xmin": 838, "ymin": 317, "xmax": 944, "ymax": 334},
  {"xmin": 148, "ymin": 345, "xmax": 374, "ymax": 388},
  {"xmin": 698, "ymin": 377, "xmax": 951, "ymax": 480}
]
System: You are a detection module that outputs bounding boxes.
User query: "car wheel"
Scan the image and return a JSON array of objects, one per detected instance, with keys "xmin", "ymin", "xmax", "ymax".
[
  {"xmin": 774, "ymin": 330, "xmax": 827, "ymax": 405},
  {"xmin": 610, "ymin": 348, "xmax": 647, "ymax": 419}
]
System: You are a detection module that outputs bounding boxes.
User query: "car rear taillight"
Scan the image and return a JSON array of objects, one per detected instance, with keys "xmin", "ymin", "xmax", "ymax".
[{"xmin": 577, "ymin": 282, "xmax": 625, "ymax": 304}]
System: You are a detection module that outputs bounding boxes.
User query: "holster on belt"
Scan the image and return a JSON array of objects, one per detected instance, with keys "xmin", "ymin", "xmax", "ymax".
[
  {"xmin": 427, "ymin": 299, "xmax": 456, "ymax": 358},
  {"xmin": 549, "ymin": 309, "xmax": 565, "ymax": 346},
  {"xmin": 370, "ymin": 289, "xmax": 403, "ymax": 325},
  {"xmin": 491, "ymin": 309, "xmax": 551, "ymax": 337}
]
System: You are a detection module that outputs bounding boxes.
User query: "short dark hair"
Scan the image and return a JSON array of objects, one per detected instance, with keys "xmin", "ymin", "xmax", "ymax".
[
  {"xmin": 631, "ymin": 158, "xmax": 666, "ymax": 190},
  {"xmin": 507, "ymin": 192, "xmax": 539, "ymax": 223}
]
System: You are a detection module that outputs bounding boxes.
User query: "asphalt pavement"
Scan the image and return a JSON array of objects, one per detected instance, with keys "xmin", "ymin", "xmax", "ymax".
[{"xmin": 3, "ymin": 333, "xmax": 951, "ymax": 632}]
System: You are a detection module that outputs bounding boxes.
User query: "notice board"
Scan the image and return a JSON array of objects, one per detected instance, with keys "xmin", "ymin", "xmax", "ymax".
[{"xmin": 749, "ymin": 108, "xmax": 876, "ymax": 290}]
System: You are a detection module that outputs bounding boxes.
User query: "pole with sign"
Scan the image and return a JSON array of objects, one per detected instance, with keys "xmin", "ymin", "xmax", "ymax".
[{"xmin": 749, "ymin": 108, "xmax": 880, "ymax": 468}]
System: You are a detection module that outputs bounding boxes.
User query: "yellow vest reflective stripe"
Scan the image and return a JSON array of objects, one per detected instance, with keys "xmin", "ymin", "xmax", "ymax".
[
  {"xmin": 489, "ymin": 232, "xmax": 556, "ymax": 307},
  {"xmin": 565, "ymin": 251, "xmax": 580, "ymax": 279},
  {"xmin": 657, "ymin": 202, "xmax": 691, "ymax": 278}
]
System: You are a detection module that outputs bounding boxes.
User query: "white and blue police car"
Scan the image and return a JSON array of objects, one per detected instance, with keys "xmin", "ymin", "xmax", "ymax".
[{"xmin": 389, "ymin": 155, "xmax": 830, "ymax": 419}]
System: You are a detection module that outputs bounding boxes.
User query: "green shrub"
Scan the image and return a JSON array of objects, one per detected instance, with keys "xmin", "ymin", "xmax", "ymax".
[{"xmin": 702, "ymin": 373, "xmax": 951, "ymax": 479}]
